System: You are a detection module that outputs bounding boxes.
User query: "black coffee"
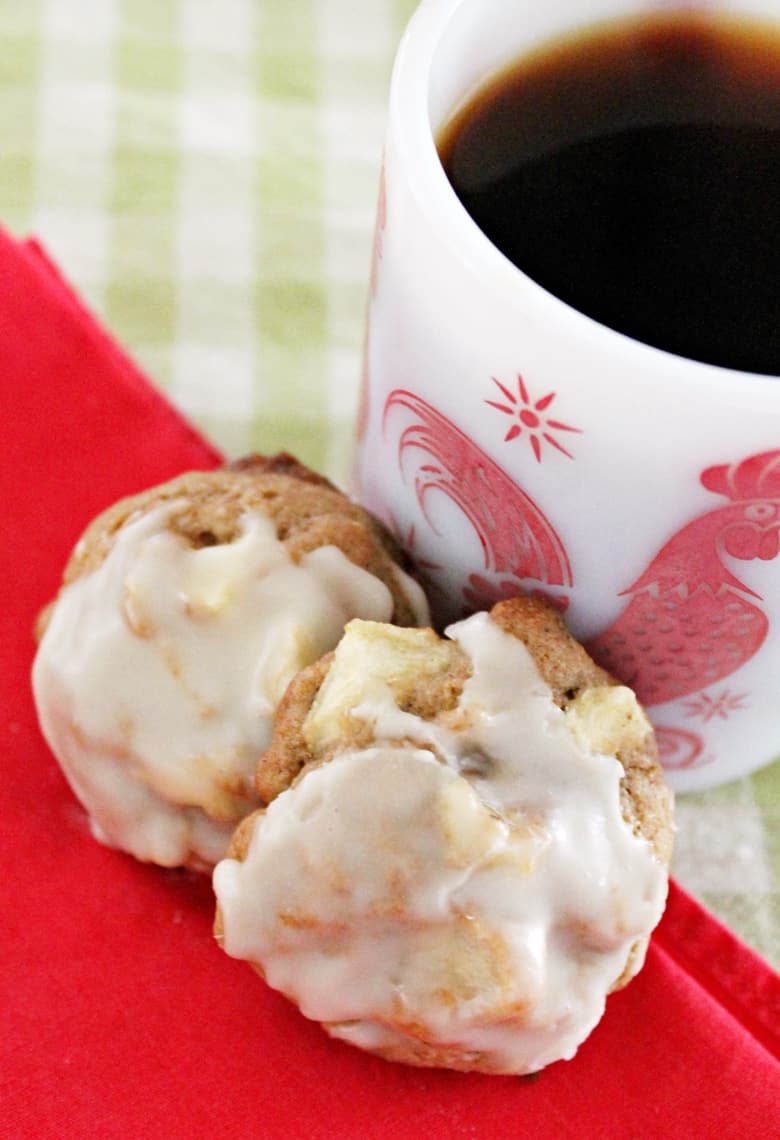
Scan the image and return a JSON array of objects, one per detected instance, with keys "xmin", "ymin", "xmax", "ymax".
[{"xmin": 438, "ymin": 14, "xmax": 780, "ymax": 375}]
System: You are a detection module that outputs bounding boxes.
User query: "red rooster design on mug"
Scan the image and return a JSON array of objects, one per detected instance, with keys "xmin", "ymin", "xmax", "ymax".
[
  {"xmin": 384, "ymin": 389, "xmax": 780, "ymax": 772},
  {"xmin": 384, "ymin": 389, "xmax": 573, "ymax": 609},
  {"xmin": 587, "ymin": 450, "xmax": 780, "ymax": 767}
]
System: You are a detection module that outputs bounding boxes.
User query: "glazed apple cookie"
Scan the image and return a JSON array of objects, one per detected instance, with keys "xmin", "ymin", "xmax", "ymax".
[
  {"xmin": 213, "ymin": 595, "xmax": 673, "ymax": 1075},
  {"xmin": 32, "ymin": 453, "xmax": 429, "ymax": 871}
]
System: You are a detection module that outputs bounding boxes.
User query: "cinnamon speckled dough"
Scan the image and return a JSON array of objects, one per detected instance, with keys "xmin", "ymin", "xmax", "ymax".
[
  {"xmin": 32, "ymin": 453, "xmax": 429, "ymax": 871},
  {"xmin": 37, "ymin": 454, "xmax": 423, "ymax": 630},
  {"xmin": 214, "ymin": 596, "xmax": 673, "ymax": 1074}
]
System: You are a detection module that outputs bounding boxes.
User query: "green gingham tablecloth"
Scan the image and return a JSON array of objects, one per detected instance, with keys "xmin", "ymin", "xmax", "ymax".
[{"xmin": 0, "ymin": 0, "xmax": 778, "ymax": 970}]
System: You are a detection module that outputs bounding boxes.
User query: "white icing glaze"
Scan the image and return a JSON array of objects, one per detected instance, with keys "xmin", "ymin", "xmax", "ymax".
[
  {"xmin": 213, "ymin": 612, "xmax": 668, "ymax": 1073},
  {"xmin": 32, "ymin": 505, "xmax": 423, "ymax": 868}
]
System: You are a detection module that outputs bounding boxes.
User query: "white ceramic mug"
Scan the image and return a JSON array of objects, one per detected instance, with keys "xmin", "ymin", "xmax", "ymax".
[{"xmin": 355, "ymin": 0, "xmax": 780, "ymax": 791}]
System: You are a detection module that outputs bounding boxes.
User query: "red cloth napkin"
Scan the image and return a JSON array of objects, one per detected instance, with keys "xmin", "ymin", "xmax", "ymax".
[{"xmin": 1, "ymin": 228, "xmax": 778, "ymax": 1139}]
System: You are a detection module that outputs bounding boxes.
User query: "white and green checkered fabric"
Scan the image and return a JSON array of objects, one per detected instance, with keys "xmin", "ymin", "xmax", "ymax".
[
  {"xmin": 1, "ymin": 0, "xmax": 416, "ymax": 478},
  {"xmin": 0, "ymin": 0, "xmax": 778, "ymax": 970}
]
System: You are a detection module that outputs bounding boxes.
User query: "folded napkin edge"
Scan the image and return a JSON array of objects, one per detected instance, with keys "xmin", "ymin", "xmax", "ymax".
[
  {"xmin": 15, "ymin": 229, "xmax": 223, "ymax": 469},
  {"xmin": 658, "ymin": 880, "xmax": 780, "ymax": 1059}
]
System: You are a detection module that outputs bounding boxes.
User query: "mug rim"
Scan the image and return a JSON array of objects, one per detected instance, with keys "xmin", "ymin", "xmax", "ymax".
[{"xmin": 388, "ymin": 0, "xmax": 780, "ymax": 402}]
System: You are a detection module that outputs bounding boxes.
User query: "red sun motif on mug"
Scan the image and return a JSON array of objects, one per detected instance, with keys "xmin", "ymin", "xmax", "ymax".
[
  {"xmin": 683, "ymin": 689, "xmax": 749, "ymax": 723},
  {"xmin": 486, "ymin": 374, "xmax": 581, "ymax": 461}
]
